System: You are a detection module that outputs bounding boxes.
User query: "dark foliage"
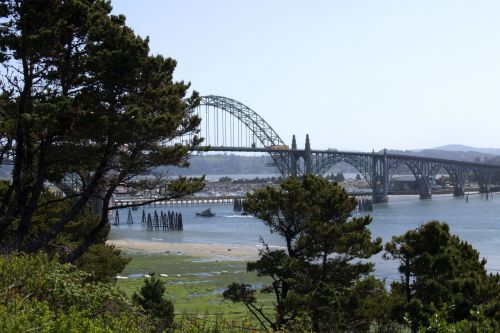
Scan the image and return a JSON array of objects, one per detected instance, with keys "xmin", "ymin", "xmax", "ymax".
[
  {"xmin": 385, "ymin": 221, "xmax": 500, "ymax": 331},
  {"xmin": 224, "ymin": 175, "xmax": 382, "ymax": 332},
  {"xmin": 133, "ymin": 276, "xmax": 175, "ymax": 332},
  {"xmin": 0, "ymin": 0, "xmax": 203, "ymax": 261}
]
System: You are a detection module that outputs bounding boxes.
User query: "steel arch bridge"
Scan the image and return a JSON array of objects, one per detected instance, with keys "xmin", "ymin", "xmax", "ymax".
[
  {"xmin": 2, "ymin": 95, "xmax": 500, "ymax": 203},
  {"xmin": 191, "ymin": 95, "xmax": 500, "ymax": 203},
  {"xmin": 194, "ymin": 95, "xmax": 302, "ymax": 175},
  {"xmin": 311, "ymin": 151, "xmax": 498, "ymax": 202}
]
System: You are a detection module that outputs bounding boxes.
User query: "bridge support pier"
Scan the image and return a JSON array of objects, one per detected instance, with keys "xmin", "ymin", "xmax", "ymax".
[
  {"xmin": 371, "ymin": 151, "xmax": 388, "ymax": 204},
  {"xmin": 453, "ymin": 187, "xmax": 465, "ymax": 197},
  {"xmin": 419, "ymin": 192, "xmax": 432, "ymax": 200},
  {"xmin": 417, "ymin": 161, "xmax": 433, "ymax": 200},
  {"xmin": 477, "ymin": 170, "xmax": 493, "ymax": 194},
  {"xmin": 418, "ymin": 178, "xmax": 433, "ymax": 200},
  {"xmin": 373, "ymin": 193, "xmax": 388, "ymax": 204},
  {"xmin": 291, "ymin": 135, "xmax": 298, "ymax": 177},
  {"xmin": 452, "ymin": 170, "xmax": 466, "ymax": 197},
  {"xmin": 304, "ymin": 134, "xmax": 312, "ymax": 174},
  {"xmin": 479, "ymin": 184, "xmax": 491, "ymax": 193}
]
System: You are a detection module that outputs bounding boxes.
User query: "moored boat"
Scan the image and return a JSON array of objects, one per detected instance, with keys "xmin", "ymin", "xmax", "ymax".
[{"xmin": 196, "ymin": 208, "xmax": 215, "ymax": 217}]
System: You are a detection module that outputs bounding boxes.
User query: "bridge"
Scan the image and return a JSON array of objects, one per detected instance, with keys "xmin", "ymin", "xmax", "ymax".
[
  {"xmin": 186, "ymin": 95, "xmax": 500, "ymax": 203},
  {"xmin": 2, "ymin": 95, "xmax": 500, "ymax": 204}
]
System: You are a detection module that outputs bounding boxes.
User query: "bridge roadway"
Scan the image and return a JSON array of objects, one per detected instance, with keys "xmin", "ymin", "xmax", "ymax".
[
  {"xmin": 196, "ymin": 145, "xmax": 500, "ymax": 204},
  {"xmin": 3, "ymin": 95, "xmax": 500, "ymax": 205},
  {"xmin": 193, "ymin": 95, "xmax": 500, "ymax": 203},
  {"xmin": 197, "ymin": 145, "xmax": 500, "ymax": 167},
  {"xmin": 197, "ymin": 146, "xmax": 500, "ymax": 170}
]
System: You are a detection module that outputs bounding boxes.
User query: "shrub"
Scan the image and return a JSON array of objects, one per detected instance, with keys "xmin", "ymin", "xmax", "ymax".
[{"xmin": 0, "ymin": 253, "xmax": 150, "ymax": 332}]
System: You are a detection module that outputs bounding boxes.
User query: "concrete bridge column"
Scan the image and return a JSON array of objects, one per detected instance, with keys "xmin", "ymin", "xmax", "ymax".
[
  {"xmin": 418, "ymin": 161, "xmax": 432, "ymax": 200},
  {"xmin": 453, "ymin": 186, "xmax": 465, "ymax": 197},
  {"xmin": 479, "ymin": 177, "xmax": 491, "ymax": 194},
  {"xmin": 382, "ymin": 149, "xmax": 389, "ymax": 200},
  {"xmin": 418, "ymin": 181, "xmax": 432, "ymax": 199},
  {"xmin": 473, "ymin": 169, "xmax": 493, "ymax": 194},
  {"xmin": 291, "ymin": 135, "xmax": 298, "ymax": 177},
  {"xmin": 304, "ymin": 134, "xmax": 312, "ymax": 174},
  {"xmin": 453, "ymin": 168, "xmax": 465, "ymax": 197},
  {"xmin": 372, "ymin": 154, "xmax": 388, "ymax": 204}
]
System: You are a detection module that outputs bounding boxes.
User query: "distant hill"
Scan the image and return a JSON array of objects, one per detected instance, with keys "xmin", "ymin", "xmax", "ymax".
[
  {"xmin": 159, "ymin": 154, "xmax": 278, "ymax": 175},
  {"xmin": 386, "ymin": 148, "xmax": 497, "ymax": 164},
  {"xmin": 432, "ymin": 144, "xmax": 500, "ymax": 156}
]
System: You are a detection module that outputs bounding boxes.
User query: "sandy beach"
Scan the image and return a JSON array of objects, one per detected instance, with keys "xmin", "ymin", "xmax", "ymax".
[{"xmin": 108, "ymin": 239, "xmax": 261, "ymax": 260}]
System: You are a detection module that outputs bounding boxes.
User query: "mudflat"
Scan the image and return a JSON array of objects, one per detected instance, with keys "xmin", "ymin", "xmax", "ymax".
[{"xmin": 108, "ymin": 239, "xmax": 261, "ymax": 260}]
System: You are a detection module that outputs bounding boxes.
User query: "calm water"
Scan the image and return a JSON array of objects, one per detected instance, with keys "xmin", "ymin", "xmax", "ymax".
[{"xmin": 110, "ymin": 192, "xmax": 500, "ymax": 282}]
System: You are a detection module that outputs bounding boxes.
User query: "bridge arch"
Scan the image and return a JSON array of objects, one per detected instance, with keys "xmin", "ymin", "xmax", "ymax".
[
  {"xmin": 388, "ymin": 160, "xmax": 419, "ymax": 180},
  {"xmin": 197, "ymin": 95, "xmax": 293, "ymax": 175},
  {"xmin": 429, "ymin": 163, "xmax": 465, "ymax": 196},
  {"xmin": 469, "ymin": 167, "xmax": 494, "ymax": 193},
  {"xmin": 199, "ymin": 95, "xmax": 286, "ymax": 148},
  {"xmin": 314, "ymin": 154, "xmax": 373, "ymax": 185},
  {"xmin": 387, "ymin": 159, "xmax": 432, "ymax": 199},
  {"xmin": 313, "ymin": 153, "xmax": 389, "ymax": 202}
]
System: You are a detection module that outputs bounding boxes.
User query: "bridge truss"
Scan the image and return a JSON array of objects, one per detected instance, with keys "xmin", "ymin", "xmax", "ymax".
[
  {"xmin": 192, "ymin": 95, "xmax": 301, "ymax": 175},
  {"xmin": 189, "ymin": 95, "xmax": 500, "ymax": 203},
  {"xmin": 311, "ymin": 151, "xmax": 498, "ymax": 202},
  {"xmin": 3, "ymin": 95, "xmax": 500, "ymax": 204}
]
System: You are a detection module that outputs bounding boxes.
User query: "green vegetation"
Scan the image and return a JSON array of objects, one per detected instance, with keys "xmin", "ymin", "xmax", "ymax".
[
  {"xmin": 222, "ymin": 175, "xmax": 500, "ymax": 332},
  {"xmin": 326, "ymin": 172, "xmax": 346, "ymax": 182},
  {"xmin": 133, "ymin": 276, "xmax": 175, "ymax": 332},
  {"xmin": 0, "ymin": 0, "xmax": 203, "ymax": 259},
  {"xmin": 384, "ymin": 221, "xmax": 500, "ymax": 331},
  {"xmin": 0, "ymin": 0, "xmax": 205, "ymax": 331},
  {"xmin": 0, "ymin": 253, "xmax": 150, "ymax": 332},
  {"xmin": 224, "ymin": 175, "xmax": 383, "ymax": 332},
  {"xmin": 117, "ymin": 253, "xmax": 274, "ymax": 319},
  {"xmin": 0, "ymin": 252, "xmax": 269, "ymax": 332},
  {"xmin": 0, "ymin": 180, "xmax": 129, "ymax": 282},
  {"xmin": 0, "ymin": 0, "xmax": 499, "ymax": 332}
]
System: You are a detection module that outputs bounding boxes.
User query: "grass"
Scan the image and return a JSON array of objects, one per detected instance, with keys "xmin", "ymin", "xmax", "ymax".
[{"xmin": 116, "ymin": 253, "xmax": 274, "ymax": 320}]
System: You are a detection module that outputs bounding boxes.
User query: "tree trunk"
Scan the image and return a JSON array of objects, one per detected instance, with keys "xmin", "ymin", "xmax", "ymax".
[
  {"xmin": 22, "ymin": 146, "xmax": 113, "ymax": 252},
  {"xmin": 65, "ymin": 187, "xmax": 114, "ymax": 263}
]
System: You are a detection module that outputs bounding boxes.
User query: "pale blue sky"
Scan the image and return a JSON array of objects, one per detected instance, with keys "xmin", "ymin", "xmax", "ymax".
[{"xmin": 112, "ymin": 1, "xmax": 500, "ymax": 151}]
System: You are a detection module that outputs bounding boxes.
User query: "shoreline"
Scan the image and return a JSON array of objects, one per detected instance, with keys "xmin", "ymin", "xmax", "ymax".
[{"xmin": 108, "ymin": 239, "xmax": 261, "ymax": 260}]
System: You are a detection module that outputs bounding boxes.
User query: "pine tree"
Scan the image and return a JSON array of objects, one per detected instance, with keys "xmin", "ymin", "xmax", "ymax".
[
  {"xmin": 384, "ymin": 221, "xmax": 500, "ymax": 331},
  {"xmin": 224, "ymin": 175, "xmax": 382, "ymax": 332},
  {"xmin": 0, "ymin": 0, "xmax": 204, "ymax": 259},
  {"xmin": 133, "ymin": 275, "xmax": 174, "ymax": 332}
]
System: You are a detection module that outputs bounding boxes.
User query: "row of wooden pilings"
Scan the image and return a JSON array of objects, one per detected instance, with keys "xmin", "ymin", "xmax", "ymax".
[
  {"xmin": 357, "ymin": 196, "xmax": 373, "ymax": 212},
  {"xmin": 466, "ymin": 190, "xmax": 494, "ymax": 203},
  {"xmin": 142, "ymin": 210, "xmax": 183, "ymax": 231},
  {"xmin": 113, "ymin": 209, "xmax": 183, "ymax": 231}
]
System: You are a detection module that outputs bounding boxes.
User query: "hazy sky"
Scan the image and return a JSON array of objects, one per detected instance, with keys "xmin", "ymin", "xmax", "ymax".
[{"xmin": 112, "ymin": 1, "xmax": 500, "ymax": 151}]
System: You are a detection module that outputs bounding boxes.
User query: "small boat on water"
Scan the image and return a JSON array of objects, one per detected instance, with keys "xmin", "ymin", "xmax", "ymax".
[{"xmin": 196, "ymin": 208, "xmax": 215, "ymax": 217}]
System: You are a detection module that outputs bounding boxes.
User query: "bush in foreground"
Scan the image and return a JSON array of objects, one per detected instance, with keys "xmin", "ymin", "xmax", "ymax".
[
  {"xmin": 385, "ymin": 221, "xmax": 500, "ymax": 331},
  {"xmin": 133, "ymin": 275, "xmax": 175, "ymax": 332},
  {"xmin": 0, "ymin": 253, "xmax": 150, "ymax": 332}
]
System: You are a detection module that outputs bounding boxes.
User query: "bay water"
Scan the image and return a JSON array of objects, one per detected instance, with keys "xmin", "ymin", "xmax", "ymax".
[{"xmin": 110, "ymin": 192, "xmax": 500, "ymax": 283}]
